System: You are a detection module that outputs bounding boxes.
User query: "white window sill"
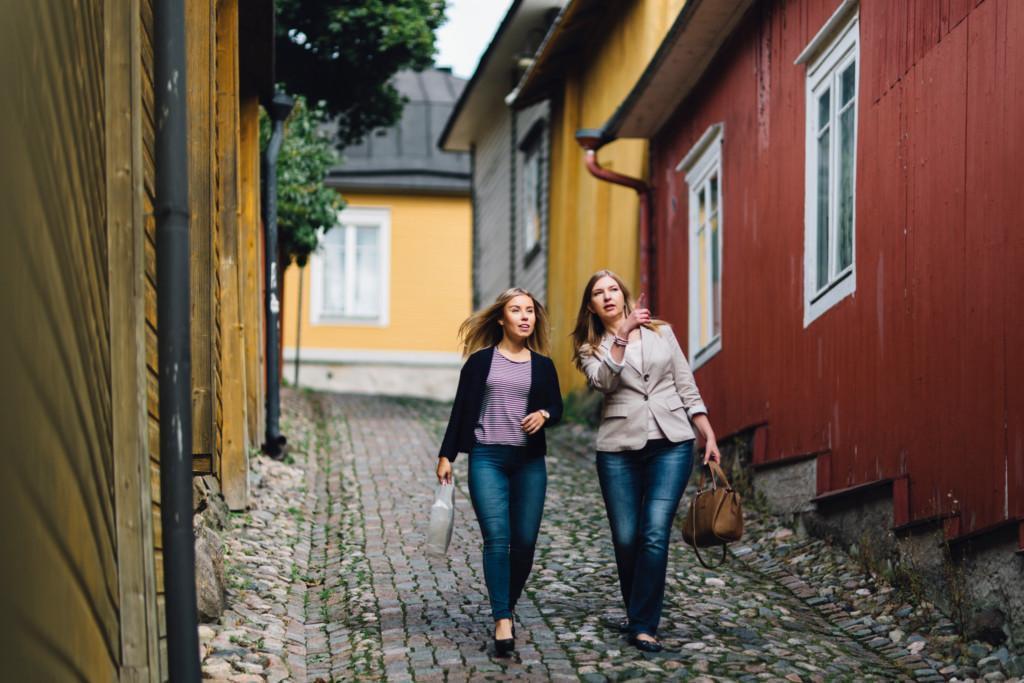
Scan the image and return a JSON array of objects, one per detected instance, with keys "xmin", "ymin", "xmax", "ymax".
[
  {"xmin": 690, "ymin": 336, "xmax": 722, "ymax": 371},
  {"xmin": 804, "ymin": 269, "xmax": 855, "ymax": 327},
  {"xmin": 311, "ymin": 315, "xmax": 388, "ymax": 328}
]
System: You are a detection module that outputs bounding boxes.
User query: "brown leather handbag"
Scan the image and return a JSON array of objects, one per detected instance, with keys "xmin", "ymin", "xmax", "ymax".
[{"xmin": 681, "ymin": 461, "xmax": 744, "ymax": 568}]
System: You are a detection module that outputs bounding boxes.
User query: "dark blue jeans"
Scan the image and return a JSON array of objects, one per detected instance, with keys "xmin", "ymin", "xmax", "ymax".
[
  {"xmin": 468, "ymin": 444, "xmax": 547, "ymax": 621},
  {"xmin": 596, "ymin": 439, "xmax": 694, "ymax": 637}
]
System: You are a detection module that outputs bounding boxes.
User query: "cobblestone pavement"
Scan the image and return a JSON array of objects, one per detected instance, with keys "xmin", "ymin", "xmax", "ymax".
[{"xmin": 202, "ymin": 390, "xmax": 1017, "ymax": 682}]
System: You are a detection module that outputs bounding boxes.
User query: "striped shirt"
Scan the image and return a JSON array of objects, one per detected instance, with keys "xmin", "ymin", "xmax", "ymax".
[{"xmin": 474, "ymin": 348, "xmax": 532, "ymax": 446}]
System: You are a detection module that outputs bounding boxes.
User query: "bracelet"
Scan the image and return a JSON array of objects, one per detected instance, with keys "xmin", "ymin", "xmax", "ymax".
[{"xmin": 612, "ymin": 335, "xmax": 629, "ymax": 347}]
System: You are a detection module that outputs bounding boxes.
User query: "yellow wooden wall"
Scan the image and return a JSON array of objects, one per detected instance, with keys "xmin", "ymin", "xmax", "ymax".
[
  {"xmin": 239, "ymin": 94, "xmax": 265, "ymax": 452},
  {"xmin": 0, "ymin": 0, "xmax": 262, "ymax": 678},
  {"xmin": 0, "ymin": 0, "xmax": 117, "ymax": 674},
  {"xmin": 547, "ymin": 0, "xmax": 686, "ymax": 392},
  {"xmin": 282, "ymin": 192, "xmax": 472, "ymax": 357}
]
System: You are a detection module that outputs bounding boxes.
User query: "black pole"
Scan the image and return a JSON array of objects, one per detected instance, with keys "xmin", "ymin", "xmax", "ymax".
[
  {"xmin": 154, "ymin": 0, "xmax": 201, "ymax": 681},
  {"xmin": 261, "ymin": 92, "xmax": 294, "ymax": 459},
  {"xmin": 294, "ymin": 263, "xmax": 303, "ymax": 388}
]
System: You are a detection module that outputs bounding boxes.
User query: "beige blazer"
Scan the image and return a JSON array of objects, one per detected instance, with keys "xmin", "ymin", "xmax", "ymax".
[{"xmin": 580, "ymin": 324, "xmax": 708, "ymax": 452}]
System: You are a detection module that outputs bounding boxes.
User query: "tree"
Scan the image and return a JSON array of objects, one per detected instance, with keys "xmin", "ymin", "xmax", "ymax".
[
  {"xmin": 260, "ymin": 96, "xmax": 343, "ymax": 267},
  {"xmin": 275, "ymin": 0, "xmax": 447, "ymax": 148}
]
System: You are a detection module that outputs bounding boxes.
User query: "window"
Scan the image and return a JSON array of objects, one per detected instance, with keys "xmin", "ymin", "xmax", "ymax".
[
  {"xmin": 677, "ymin": 123, "xmax": 723, "ymax": 368},
  {"xmin": 801, "ymin": 7, "xmax": 858, "ymax": 326},
  {"xmin": 519, "ymin": 123, "xmax": 544, "ymax": 260},
  {"xmin": 311, "ymin": 207, "xmax": 390, "ymax": 325}
]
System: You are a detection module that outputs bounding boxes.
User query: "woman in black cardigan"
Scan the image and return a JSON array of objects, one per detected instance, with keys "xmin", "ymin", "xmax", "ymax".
[{"xmin": 437, "ymin": 287, "xmax": 562, "ymax": 656}]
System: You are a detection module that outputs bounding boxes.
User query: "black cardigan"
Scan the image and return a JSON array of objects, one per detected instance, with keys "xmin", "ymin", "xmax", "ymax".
[{"xmin": 438, "ymin": 347, "xmax": 563, "ymax": 461}]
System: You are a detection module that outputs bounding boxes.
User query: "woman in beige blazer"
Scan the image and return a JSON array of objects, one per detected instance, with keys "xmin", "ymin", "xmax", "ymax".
[{"xmin": 572, "ymin": 270, "xmax": 721, "ymax": 652}]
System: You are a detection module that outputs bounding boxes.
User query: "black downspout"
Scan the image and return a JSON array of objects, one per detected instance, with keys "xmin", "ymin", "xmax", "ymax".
[
  {"xmin": 261, "ymin": 92, "xmax": 294, "ymax": 459},
  {"xmin": 153, "ymin": 0, "xmax": 201, "ymax": 681}
]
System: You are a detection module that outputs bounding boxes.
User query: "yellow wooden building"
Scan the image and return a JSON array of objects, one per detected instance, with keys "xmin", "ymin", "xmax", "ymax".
[
  {"xmin": 282, "ymin": 69, "xmax": 472, "ymax": 390},
  {"xmin": 508, "ymin": 0, "xmax": 687, "ymax": 392},
  {"xmin": 0, "ymin": 0, "xmax": 273, "ymax": 678}
]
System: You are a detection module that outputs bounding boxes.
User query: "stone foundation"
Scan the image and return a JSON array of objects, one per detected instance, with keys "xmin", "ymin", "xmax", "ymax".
[{"xmin": 728, "ymin": 435, "xmax": 1024, "ymax": 651}]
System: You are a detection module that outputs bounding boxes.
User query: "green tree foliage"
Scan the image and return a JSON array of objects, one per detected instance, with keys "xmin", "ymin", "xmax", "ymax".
[
  {"xmin": 261, "ymin": 96, "xmax": 343, "ymax": 266},
  {"xmin": 275, "ymin": 0, "xmax": 447, "ymax": 148}
]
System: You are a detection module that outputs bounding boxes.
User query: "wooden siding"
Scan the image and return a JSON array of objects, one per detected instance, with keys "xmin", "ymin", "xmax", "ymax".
[
  {"xmin": 513, "ymin": 102, "xmax": 551, "ymax": 303},
  {"xmin": 140, "ymin": 0, "xmax": 170, "ymax": 675},
  {"xmin": 545, "ymin": 0, "xmax": 686, "ymax": 391},
  {"xmin": 109, "ymin": 0, "xmax": 162, "ymax": 678},
  {"xmin": 187, "ymin": 0, "xmax": 219, "ymax": 464},
  {"xmin": 0, "ymin": 1, "xmax": 119, "ymax": 678},
  {"xmin": 470, "ymin": 99, "xmax": 551, "ymax": 308},
  {"xmin": 215, "ymin": 0, "xmax": 250, "ymax": 509},
  {"xmin": 649, "ymin": 0, "xmax": 1024, "ymax": 539},
  {"xmin": 473, "ymin": 109, "xmax": 514, "ymax": 303},
  {"xmin": 239, "ymin": 94, "xmax": 265, "ymax": 448}
]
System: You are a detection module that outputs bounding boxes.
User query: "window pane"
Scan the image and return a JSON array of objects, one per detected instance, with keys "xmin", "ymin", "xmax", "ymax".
[
  {"xmin": 818, "ymin": 88, "xmax": 831, "ymax": 132},
  {"xmin": 523, "ymin": 152, "xmax": 540, "ymax": 251},
  {"xmin": 698, "ymin": 188, "xmax": 706, "ymax": 228},
  {"xmin": 351, "ymin": 225, "xmax": 379, "ymax": 317},
  {"xmin": 841, "ymin": 62, "xmax": 856, "ymax": 106},
  {"xmin": 711, "ymin": 211, "xmax": 721, "ymax": 339},
  {"xmin": 321, "ymin": 227, "xmax": 347, "ymax": 315},
  {"xmin": 709, "ymin": 174, "xmax": 718, "ymax": 215},
  {"xmin": 697, "ymin": 228, "xmax": 709, "ymax": 347},
  {"xmin": 838, "ymin": 105, "xmax": 855, "ymax": 271},
  {"xmin": 816, "ymin": 129, "xmax": 831, "ymax": 290}
]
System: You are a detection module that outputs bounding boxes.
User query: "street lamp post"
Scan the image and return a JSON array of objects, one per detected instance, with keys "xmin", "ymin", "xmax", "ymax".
[{"xmin": 261, "ymin": 91, "xmax": 294, "ymax": 459}]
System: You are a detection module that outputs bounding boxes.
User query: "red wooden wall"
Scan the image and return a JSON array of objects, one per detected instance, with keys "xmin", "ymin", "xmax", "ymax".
[{"xmin": 649, "ymin": 0, "xmax": 1023, "ymax": 540}]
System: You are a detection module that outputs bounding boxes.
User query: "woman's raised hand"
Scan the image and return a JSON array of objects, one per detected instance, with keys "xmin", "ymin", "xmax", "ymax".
[
  {"xmin": 623, "ymin": 293, "xmax": 651, "ymax": 334},
  {"xmin": 436, "ymin": 456, "xmax": 453, "ymax": 484}
]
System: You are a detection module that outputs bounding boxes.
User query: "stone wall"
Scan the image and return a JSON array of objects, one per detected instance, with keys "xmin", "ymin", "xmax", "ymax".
[
  {"xmin": 723, "ymin": 435, "xmax": 1024, "ymax": 651},
  {"xmin": 193, "ymin": 474, "xmax": 229, "ymax": 622}
]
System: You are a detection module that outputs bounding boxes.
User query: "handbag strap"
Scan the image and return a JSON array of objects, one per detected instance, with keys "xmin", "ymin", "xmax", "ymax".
[
  {"xmin": 688, "ymin": 495, "xmax": 729, "ymax": 569},
  {"xmin": 689, "ymin": 467, "xmax": 733, "ymax": 570}
]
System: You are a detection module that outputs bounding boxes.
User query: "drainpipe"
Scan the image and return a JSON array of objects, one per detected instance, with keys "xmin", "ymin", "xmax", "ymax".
[
  {"xmin": 261, "ymin": 92, "xmax": 294, "ymax": 459},
  {"xmin": 575, "ymin": 129, "xmax": 655, "ymax": 308},
  {"xmin": 153, "ymin": 0, "xmax": 201, "ymax": 680}
]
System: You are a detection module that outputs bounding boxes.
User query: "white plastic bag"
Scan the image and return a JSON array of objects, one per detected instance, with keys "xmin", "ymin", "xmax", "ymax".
[{"xmin": 427, "ymin": 483, "xmax": 455, "ymax": 555}]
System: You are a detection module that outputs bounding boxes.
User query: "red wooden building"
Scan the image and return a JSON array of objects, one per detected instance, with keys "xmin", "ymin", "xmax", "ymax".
[{"xmin": 588, "ymin": 0, "xmax": 1023, "ymax": 633}]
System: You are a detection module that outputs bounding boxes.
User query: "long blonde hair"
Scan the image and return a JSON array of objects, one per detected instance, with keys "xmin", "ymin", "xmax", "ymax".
[
  {"xmin": 571, "ymin": 269, "xmax": 661, "ymax": 370},
  {"xmin": 458, "ymin": 287, "xmax": 551, "ymax": 357}
]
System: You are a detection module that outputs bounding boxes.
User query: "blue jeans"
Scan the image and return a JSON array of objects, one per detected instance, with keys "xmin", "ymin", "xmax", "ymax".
[
  {"xmin": 596, "ymin": 439, "xmax": 694, "ymax": 637},
  {"xmin": 468, "ymin": 444, "xmax": 547, "ymax": 621}
]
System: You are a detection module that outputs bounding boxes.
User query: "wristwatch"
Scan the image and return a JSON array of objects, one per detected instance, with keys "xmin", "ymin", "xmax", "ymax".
[{"xmin": 539, "ymin": 409, "xmax": 550, "ymax": 421}]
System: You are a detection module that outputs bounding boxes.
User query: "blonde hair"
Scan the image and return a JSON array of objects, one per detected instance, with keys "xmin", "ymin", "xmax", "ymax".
[
  {"xmin": 458, "ymin": 287, "xmax": 551, "ymax": 357},
  {"xmin": 571, "ymin": 269, "xmax": 662, "ymax": 371}
]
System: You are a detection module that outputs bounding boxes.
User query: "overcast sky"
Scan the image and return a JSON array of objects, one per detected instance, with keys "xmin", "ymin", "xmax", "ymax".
[{"xmin": 435, "ymin": 0, "xmax": 516, "ymax": 79}]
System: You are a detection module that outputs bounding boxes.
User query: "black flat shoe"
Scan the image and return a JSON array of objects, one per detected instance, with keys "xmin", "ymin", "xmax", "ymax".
[
  {"xmin": 494, "ymin": 637, "xmax": 515, "ymax": 657},
  {"xmin": 628, "ymin": 634, "xmax": 663, "ymax": 653},
  {"xmin": 599, "ymin": 615, "xmax": 630, "ymax": 632}
]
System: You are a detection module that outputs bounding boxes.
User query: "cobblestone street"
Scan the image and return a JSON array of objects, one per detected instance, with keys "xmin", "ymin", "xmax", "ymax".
[{"xmin": 199, "ymin": 389, "xmax": 1010, "ymax": 682}]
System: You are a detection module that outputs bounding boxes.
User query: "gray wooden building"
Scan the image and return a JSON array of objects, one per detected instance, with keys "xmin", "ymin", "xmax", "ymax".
[{"xmin": 439, "ymin": 0, "xmax": 564, "ymax": 309}]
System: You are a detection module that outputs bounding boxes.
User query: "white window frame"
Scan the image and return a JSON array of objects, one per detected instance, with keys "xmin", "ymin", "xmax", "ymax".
[
  {"xmin": 800, "ymin": 5, "xmax": 859, "ymax": 327},
  {"xmin": 677, "ymin": 122, "xmax": 724, "ymax": 369},
  {"xmin": 309, "ymin": 206, "xmax": 391, "ymax": 327}
]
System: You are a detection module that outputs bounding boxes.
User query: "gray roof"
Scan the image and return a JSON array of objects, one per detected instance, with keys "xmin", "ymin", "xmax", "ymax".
[{"xmin": 327, "ymin": 69, "xmax": 471, "ymax": 195}]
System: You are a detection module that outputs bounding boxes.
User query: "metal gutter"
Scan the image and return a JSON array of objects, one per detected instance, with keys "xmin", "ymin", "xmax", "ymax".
[
  {"xmin": 260, "ymin": 92, "xmax": 295, "ymax": 460},
  {"xmin": 574, "ymin": 128, "xmax": 656, "ymax": 308}
]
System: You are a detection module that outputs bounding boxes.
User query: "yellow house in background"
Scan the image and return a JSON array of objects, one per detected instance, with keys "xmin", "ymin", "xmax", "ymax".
[
  {"xmin": 510, "ymin": 0, "xmax": 687, "ymax": 393},
  {"xmin": 282, "ymin": 69, "xmax": 472, "ymax": 398}
]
